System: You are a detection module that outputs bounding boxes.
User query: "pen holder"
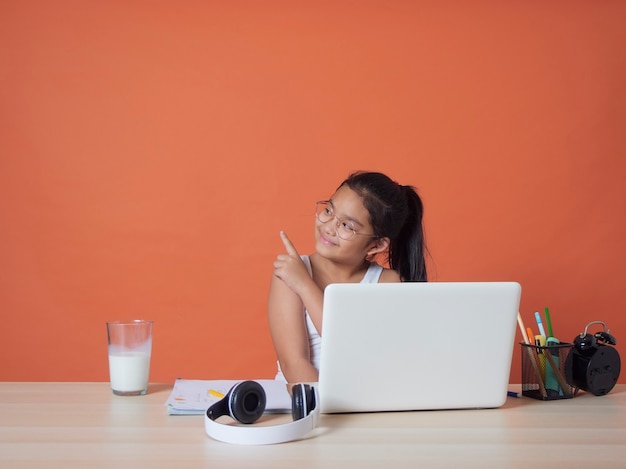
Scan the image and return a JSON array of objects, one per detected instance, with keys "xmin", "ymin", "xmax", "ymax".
[{"xmin": 520, "ymin": 342, "xmax": 575, "ymax": 400}]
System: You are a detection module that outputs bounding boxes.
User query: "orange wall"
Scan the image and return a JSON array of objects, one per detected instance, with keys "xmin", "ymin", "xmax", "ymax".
[{"xmin": 1, "ymin": 1, "xmax": 624, "ymax": 384}]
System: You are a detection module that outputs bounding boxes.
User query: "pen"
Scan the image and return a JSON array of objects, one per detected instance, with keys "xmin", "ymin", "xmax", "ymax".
[
  {"xmin": 535, "ymin": 334, "xmax": 547, "ymax": 381},
  {"xmin": 544, "ymin": 307, "xmax": 554, "ymax": 338},
  {"xmin": 534, "ymin": 312, "xmax": 546, "ymax": 338},
  {"xmin": 208, "ymin": 389, "xmax": 225, "ymax": 399},
  {"xmin": 507, "ymin": 391, "xmax": 520, "ymax": 398},
  {"xmin": 517, "ymin": 312, "xmax": 530, "ymax": 344},
  {"xmin": 523, "ymin": 324, "xmax": 548, "ymax": 398},
  {"xmin": 535, "ymin": 334, "xmax": 546, "ymax": 349}
]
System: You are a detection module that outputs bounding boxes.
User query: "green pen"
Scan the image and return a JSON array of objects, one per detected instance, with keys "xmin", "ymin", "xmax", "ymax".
[{"xmin": 544, "ymin": 307, "xmax": 554, "ymax": 338}]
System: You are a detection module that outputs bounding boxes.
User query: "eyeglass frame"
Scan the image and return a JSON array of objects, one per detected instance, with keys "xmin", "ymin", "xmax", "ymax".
[{"xmin": 315, "ymin": 200, "xmax": 378, "ymax": 241}]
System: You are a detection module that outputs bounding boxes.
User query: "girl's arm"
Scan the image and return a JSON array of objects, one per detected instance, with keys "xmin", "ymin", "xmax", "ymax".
[
  {"xmin": 273, "ymin": 231, "xmax": 325, "ymax": 335},
  {"xmin": 268, "ymin": 274, "xmax": 319, "ymax": 384}
]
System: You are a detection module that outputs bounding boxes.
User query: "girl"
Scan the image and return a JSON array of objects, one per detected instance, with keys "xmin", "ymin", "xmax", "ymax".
[{"xmin": 268, "ymin": 171, "xmax": 428, "ymax": 385}]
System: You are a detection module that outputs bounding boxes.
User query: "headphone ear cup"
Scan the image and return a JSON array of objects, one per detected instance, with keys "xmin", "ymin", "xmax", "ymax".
[
  {"xmin": 292, "ymin": 384, "xmax": 316, "ymax": 421},
  {"xmin": 206, "ymin": 381, "xmax": 266, "ymax": 424},
  {"xmin": 229, "ymin": 380, "xmax": 267, "ymax": 424},
  {"xmin": 223, "ymin": 380, "xmax": 266, "ymax": 424}
]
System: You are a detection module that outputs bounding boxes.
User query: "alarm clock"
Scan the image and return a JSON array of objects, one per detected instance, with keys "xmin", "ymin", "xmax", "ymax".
[{"xmin": 566, "ymin": 321, "xmax": 621, "ymax": 396}]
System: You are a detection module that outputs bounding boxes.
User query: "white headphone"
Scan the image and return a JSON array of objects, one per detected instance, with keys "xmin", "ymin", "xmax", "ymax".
[{"xmin": 204, "ymin": 380, "xmax": 320, "ymax": 445}]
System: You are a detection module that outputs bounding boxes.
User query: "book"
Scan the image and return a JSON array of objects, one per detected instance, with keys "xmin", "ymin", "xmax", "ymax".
[{"xmin": 165, "ymin": 378, "xmax": 292, "ymax": 415}]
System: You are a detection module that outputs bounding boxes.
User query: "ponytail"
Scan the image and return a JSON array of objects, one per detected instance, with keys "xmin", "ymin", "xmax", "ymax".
[{"xmin": 389, "ymin": 186, "xmax": 427, "ymax": 282}]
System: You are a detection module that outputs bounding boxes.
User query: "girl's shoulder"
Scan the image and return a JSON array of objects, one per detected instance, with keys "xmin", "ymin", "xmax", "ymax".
[{"xmin": 378, "ymin": 267, "xmax": 402, "ymax": 283}]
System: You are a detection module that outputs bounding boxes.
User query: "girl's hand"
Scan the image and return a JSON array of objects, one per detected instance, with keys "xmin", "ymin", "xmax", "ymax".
[{"xmin": 273, "ymin": 231, "xmax": 311, "ymax": 295}]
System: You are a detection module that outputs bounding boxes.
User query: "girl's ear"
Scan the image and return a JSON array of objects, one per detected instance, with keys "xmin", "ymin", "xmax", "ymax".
[{"xmin": 367, "ymin": 237, "xmax": 390, "ymax": 257}]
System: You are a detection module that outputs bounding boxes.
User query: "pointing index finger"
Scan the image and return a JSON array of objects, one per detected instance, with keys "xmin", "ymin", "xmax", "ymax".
[{"xmin": 280, "ymin": 231, "xmax": 299, "ymax": 257}]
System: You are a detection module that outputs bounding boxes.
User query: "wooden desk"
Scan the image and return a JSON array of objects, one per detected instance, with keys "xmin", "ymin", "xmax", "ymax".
[{"xmin": 1, "ymin": 383, "xmax": 625, "ymax": 468}]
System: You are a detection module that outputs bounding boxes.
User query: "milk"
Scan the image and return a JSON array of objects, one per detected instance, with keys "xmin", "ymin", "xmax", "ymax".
[{"xmin": 108, "ymin": 352, "xmax": 151, "ymax": 393}]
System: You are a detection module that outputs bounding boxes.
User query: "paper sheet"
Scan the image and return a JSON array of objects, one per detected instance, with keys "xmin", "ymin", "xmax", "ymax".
[{"xmin": 165, "ymin": 379, "xmax": 292, "ymax": 415}]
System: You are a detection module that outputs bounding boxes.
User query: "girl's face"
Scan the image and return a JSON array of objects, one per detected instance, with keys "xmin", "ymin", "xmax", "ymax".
[{"xmin": 314, "ymin": 185, "xmax": 379, "ymax": 262}]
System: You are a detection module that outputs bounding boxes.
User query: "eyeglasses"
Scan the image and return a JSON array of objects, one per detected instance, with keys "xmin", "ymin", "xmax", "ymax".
[{"xmin": 315, "ymin": 201, "xmax": 377, "ymax": 241}]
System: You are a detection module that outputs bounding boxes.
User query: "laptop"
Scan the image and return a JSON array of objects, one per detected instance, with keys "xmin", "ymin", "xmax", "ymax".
[{"xmin": 317, "ymin": 281, "xmax": 521, "ymax": 413}]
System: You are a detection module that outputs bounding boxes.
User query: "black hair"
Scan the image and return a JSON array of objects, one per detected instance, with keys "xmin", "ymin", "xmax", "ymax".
[{"xmin": 340, "ymin": 171, "xmax": 428, "ymax": 282}]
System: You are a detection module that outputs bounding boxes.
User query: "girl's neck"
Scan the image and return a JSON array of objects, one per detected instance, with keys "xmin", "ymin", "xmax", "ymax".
[{"xmin": 309, "ymin": 253, "xmax": 370, "ymax": 287}]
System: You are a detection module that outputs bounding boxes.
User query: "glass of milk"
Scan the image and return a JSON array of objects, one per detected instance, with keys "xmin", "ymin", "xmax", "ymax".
[{"xmin": 106, "ymin": 320, "xmax": 153, "ymax": 396}]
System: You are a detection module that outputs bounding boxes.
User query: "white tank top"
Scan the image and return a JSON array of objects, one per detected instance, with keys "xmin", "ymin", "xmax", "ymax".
[{"xmin": 275, "ymin": 256, "xmax": 384, "ymax": 381}]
